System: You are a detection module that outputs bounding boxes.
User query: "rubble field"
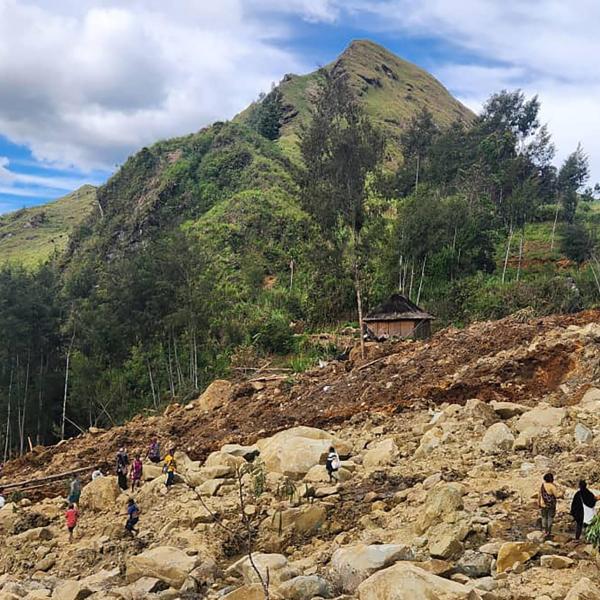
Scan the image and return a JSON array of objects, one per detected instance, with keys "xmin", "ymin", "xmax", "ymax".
[{"xmin": 0, "ymin": 310, "xmax": 600, "ymax": 599}]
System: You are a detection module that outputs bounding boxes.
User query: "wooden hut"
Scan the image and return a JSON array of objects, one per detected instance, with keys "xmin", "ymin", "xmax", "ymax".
[{"xmin": 364, "ymin": 294, "xmax": 434, "ymax": 340}]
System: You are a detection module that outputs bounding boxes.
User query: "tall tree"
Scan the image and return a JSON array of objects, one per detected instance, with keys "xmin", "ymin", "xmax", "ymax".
[
  {"xmin": 400, "ymin": 107, "xmax": 439, "ymax": 191},
  {"xmin": 299, "ymin": 69, "xmax": 384, "ymax": 355},
  {"xmin": 558, "ymin": 143, "xmax": 589, "ymax": 223}
]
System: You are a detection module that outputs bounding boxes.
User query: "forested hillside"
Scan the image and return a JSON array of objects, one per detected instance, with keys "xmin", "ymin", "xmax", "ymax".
[{"xmin": 0, "ymin": 40, "xmax": 598, "ymax": 459}]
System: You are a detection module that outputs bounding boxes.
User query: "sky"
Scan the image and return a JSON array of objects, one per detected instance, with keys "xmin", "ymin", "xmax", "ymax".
[{"xmin": 1, "ymin": 0, "xmax": 599, "ymax": 214}]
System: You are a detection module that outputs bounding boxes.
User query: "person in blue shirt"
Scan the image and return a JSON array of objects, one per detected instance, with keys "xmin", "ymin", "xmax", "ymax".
[{"xmin": 125, "ymin": 498, "xmax": 140, "ymax": 536}]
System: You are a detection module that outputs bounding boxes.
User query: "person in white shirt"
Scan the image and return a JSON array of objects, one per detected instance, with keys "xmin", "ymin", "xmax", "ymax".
[
  {"xmin": 325, "ymin": 446, "xmax": 340, "ymax": 483},
  {"xmin": 91, "ymin": 468, "xmax": 104, "ymax": 481},
  {"xmin": 0, "ymin": 488, "xmax": 5, "ymax": 509}
]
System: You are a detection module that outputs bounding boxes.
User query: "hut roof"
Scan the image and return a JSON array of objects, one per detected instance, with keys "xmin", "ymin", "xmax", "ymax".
[{"xmin": 364, "ymin": 294, "xmax": 434, "ymax": 322}]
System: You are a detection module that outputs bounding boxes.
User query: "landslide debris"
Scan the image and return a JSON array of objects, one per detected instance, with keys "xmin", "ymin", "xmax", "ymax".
[{"xmin": 0, "ymin": 311, "xmax": 599, "ymax": 599}]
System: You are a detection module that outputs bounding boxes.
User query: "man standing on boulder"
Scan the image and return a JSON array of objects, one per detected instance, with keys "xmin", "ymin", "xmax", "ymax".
[
  {"xmin": 539, "ymin": 472, "xmax": 561, "ymax": 537},
  {"xmin": 68, "ymin": 474, "xmax": 81, "ymax": 508},
  {"xmin": 163, "ymin": 448, "xmax": 177, "ymax": 490}
]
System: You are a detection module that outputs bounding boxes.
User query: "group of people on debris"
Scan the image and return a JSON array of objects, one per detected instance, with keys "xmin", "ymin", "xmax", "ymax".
[
  {"xmin": 64, "ymin": 437, "xmax": 178, "ymax": 542},
  {"xmin": 51, "ymin": 449, "xmax": 595, "ymax": 546},
  {"xmin": 538, "ymin": 473, "xmax": 598, "ymax": 541}
]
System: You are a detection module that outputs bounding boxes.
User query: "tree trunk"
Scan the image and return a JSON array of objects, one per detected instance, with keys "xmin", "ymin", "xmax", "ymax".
[
  {"xmin": 147, "ymin": 358, "xmax": 157, "ymax": 409},
  {"xmin": 3, "ymin": 362, "xmax": 14, "ymax": 462},
  {"xmin": 61, "ymin": 328, "xmax": 76, "ymax": 441},
  {"xmin": 516, "ymin": 231, "xmax": 524, "ymax": 282},
  {"xmin": 19, "ymin": 352, "xmax": 31, "ymax": 456},
  {"xmin": 502, "ymin": 227, "xmax": 514, "ymax": 284},
  {"xmin": 415, "ymin": 155, "xmax": 420, "ymax": 192},
  {"xmin": 550, "ymin": 204, "xmax": 560, "ymax": 251},
  {"xmin": 416, "ymin": 256, "xmax": 427, "ymax": 305}
]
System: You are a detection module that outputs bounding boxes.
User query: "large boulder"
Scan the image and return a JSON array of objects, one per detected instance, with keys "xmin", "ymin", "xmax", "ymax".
[
  {"xmin": 278, "ymin": 575, "xmax": 333, "ymax": 600},
  {"xmin": 221, "ymin": 584, "xmax": 266, "ymax": 600},
  {"xmin": 50, "ymin": 580, "xmax": 92, "ymax": 600},
  {"xmin": 415, "ymin": 483, "xmax": 464, "ymax": 534},
  {"xmin": 456, "ymin": 550, "xmax": 492, "ymax": 578},
  {"xmin": 565, "ymin": 577, "xmax": 600, "ymax": 600},
  {"xmin": 480, "ymin": 423, "xmax": 514, "ymax": 455},
  {"xmin": 79, "ymin": 476, "xmax": 122, "ymax": 511},
  {"xmin": 196, "ymin": 379, "xmax": 233, "ymax": 411},
  {"xmin": 414, "ymin": 428, "xmax": 442, "ymax": 458},
  {"xmin": 516, "ymin": 405, "xmax": 566, "ymax": 433},
  {"xmin": 330, "ymin": 543, "xmax": 415, "ymax": 593},
  {"xmin": 266, "ymin": 504, "xmax": 327, "ymax": 536},
  {"xmin": 491, "ymin": 401, "xmax": 529, "ymax": 419},
  {"xmin": 363, "ymin": 439, "xmax": 398, "ymax": 469},
  {"xmin": 463, "ymin": 398, "xmax": 498, "ymax": 425},
  {"xmin": 256, "ymin": 427, "xmax": 349, "ymax": 479},
  {"xmin": 357, "ymin": 562, "xmax": 469, "ymax": 600},
  {"xmin": 496, "ymin": 542, "xmax": 539, "ymax": 573},
  {"xmin": 126, "ymin": 546, "xmax": 196, "ymax": 589},
  {"xmin": 227, "ymin": 553, "xmax": 298, "ymax": 586},
  {"xmin": 0, "ymin": 503, "xmax": 19, "ymax": 532},
  {"xmin": 221, "ymin": 443, "xmax": 260, "ymax": 461},
  {"xmin": 426, "ymin": 523, "xmax": 465, "ymax": 560}
]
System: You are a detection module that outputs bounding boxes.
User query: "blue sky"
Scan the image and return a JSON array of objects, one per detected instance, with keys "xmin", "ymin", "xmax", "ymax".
[{"xmin": 1, "ymin": 0, "xmax": 599, "ymax": 214}]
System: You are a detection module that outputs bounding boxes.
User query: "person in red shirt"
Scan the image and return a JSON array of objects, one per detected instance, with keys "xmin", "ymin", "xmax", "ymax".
[{"xmin": 65, "ymin": 503, "xmax": 79, "ymax": 543}]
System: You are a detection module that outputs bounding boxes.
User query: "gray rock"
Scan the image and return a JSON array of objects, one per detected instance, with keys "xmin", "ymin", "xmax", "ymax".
[
  {"xmin": 456, "ymin": 550, "xmax": 492, "ymax": 578},
  {"xmin": 575, "ymin": 423, "xmax": 593, "ymax": 444}
]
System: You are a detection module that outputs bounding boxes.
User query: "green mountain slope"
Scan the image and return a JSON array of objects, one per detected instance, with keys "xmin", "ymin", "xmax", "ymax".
[
  {"xmin": 0, "ymin": 185, "xmax": 96, "ymax": 267},
  {"xmin": 239, "ymin": 40, "xmax": 474, "ymax": 162}
]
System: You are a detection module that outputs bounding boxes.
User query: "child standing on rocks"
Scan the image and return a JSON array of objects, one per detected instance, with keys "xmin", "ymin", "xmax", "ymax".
[{"xmin": 65, "ymin": 503, "xmax": 79, "ymax": 543}]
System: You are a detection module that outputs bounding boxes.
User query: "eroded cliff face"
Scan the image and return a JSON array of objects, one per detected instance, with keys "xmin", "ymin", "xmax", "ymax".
[{"xmin": 1, "ymin": 311, "xmax": 600, "ymax": 599}]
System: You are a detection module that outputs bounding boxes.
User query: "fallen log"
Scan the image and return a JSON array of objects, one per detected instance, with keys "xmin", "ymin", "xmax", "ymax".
[{"xmin": 0, "ymin": 465, "xmax": 93, "ymax": 491}]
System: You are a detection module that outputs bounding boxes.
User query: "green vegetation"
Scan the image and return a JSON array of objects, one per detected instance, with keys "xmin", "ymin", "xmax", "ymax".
[
  {"xmin": 0, "ymin": 40, "xmax": 598, "ymax": 458},
  {"xmin": 0, "ymin": 185, "xmax": 96, "ymax": 267}
]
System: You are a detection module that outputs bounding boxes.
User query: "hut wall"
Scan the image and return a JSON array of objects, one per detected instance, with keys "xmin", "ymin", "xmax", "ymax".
[{"xmin": 369, "ymin": 319, "xmax": 431, "ymax": 340}]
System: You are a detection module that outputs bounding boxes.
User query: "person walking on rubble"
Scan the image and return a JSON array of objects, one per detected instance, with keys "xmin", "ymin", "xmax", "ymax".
[
  {"xmin": 116, "ymin": 447, "xmax": 129, "ymax": 491},
  {"xmin": 68, "ymin": 474, "xmax": 82, "ymax": 508},
  {"xmin": 325, "ymin": 446, "xmax": 341, "ymax": 483},
  {"xmin": 130, "ymin": 454, "xmax": 143, "ymax": 493},
  {"xmin": 163, "ymin": 448, "xmax": 177, "ymax": 490},
  {"xmin": 571, "ymin": 480, "xmax": 599, "ymax": 541},
  {"xmin": 65, "ymin": 503, "xmax": 79, "ymax": 543},
  {"xmin": 147, "ymin": 437, "xmax": 161, "ymax": 464},
  {"xmin": 125, "ymin": 498, "xmax": 140, "ymax": 536},
  {"xmin": 539, "ymin": 472, "xmax": 561, "ymax": 537}
]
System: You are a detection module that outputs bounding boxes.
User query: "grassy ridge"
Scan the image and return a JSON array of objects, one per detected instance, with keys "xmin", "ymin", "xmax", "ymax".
[{"xmin": 0, "ymin": 185, "xmax": 97, "ymax": 267}]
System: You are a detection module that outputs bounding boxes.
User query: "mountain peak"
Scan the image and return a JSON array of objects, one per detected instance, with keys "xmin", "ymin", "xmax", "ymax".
[{"xmin": 249, "ymin": 40, "xmax": 474, "ymax": 164}]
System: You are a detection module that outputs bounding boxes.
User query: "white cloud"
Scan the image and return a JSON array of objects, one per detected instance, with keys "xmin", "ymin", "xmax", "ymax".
[
  {"xmin": 0, "ymin": 0, "xmax": 308, "ymax": 170},
  {"xmin": 1, "ymin": 0, "xmax": 599, "ymax": 185},
  {"xmin": 341, "ymin": 0, "xmax": 600, "ymax": 181}
]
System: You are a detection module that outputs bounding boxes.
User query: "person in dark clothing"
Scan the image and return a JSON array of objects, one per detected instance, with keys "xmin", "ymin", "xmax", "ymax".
[
  {"xmin": 116, "ymin": 447, "xmax": 129, "ymax": 491},
  {"xmin": 125, "ymin": 498, "xmax": 140, "ymax": 535},
  {"xmin": 570, "ymin": 480, "xmax": 598, "ymax": 540}
]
